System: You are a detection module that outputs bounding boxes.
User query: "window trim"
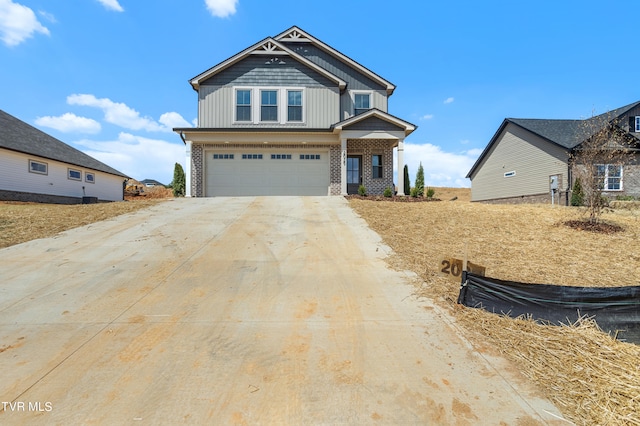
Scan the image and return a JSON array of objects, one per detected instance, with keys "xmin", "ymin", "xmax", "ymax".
[
  {"xmin": 635, "ymin": 116, "xmax": 640, "ymax": 132},
  {"xmin": 352, "ymin": 91, "xmax": 372, "ymax": 116},
  {"xmin": 286, "ymin": 89, "xmax": 303, "ymax": 123},
  {"xmin": 260, "ymin": 89, "xmax": 279, "ymax": 122},
  {"xmin": 85, "ymin": 172, "xmax": 95, "ymax": 183},
  {"xmin": 235, "ymin": 88, "xmax": 252, "ymax": 122},
  {"xmin": 596, "ymin": 164, "xmax": 623, "ymax": 191},
  {"xmin": 233, "ymin": 87, "xmax": 305, "ymax": 125},
  {"xmin": 371, "ymin": 154, "xmax": 383, "ymax": 179},
  {"xmin": 28, "ymin": 159, "xmax": 48, "ymax": 175},
  {"xmin": 67, "ymin": 168, "xmax": 82, "ymax": 181}
]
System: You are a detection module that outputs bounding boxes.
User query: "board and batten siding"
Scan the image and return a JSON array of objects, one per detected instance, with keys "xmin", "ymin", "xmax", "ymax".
[
  {"xmin": 470, "ymin": 123, "xmax": 569, "ymax": 202},
  {"xmin": 198, "ymin": 86, "xmax": 339, "ymax": 128},
  {"xmin": 0, "ymin": 148, "xmax": 124, "ymax": 201}
]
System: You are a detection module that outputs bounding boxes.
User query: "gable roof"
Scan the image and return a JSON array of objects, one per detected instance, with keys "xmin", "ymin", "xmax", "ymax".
[
  {"xmin": 189, "ymin": 36, "xmax": 347, "ymax": 91},
  {"xmin": 0, "ymin": 109, "xmax": 127, "ymax": 177},
  {"xmin": 274, "ymin": 26, "xmax": 396, "ymax": 95},
  {"xmin": 466, "ymin": 100, "xmax": 640, "ymax": 179},
  {"xmin": 332, "ymin": 108, "xmax": 416, "ymax": 136}
]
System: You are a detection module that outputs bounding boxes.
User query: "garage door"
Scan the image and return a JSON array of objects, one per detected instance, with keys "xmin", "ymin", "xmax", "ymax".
[{"xmin": 205, "ymin": 150, "xmax": 330, "ymax": 196}]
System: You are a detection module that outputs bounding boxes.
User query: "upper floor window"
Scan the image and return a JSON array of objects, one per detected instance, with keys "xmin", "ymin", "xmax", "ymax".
[
  {"xmin": 636, "ymin": 116, "xmax": 640, "ymax": 132},
  {"xmin": 596, "ymin": 164, "xmax": 623, "ymax": 191},
  {"xmin": 287, "ymin": 90, "xmax": 302, "ymax": 122},
  {"xmin": 261, "ymin": 90, "xmax": 278, "ymax": 122},
  {"xmin": 354, "ymin": 93, "xmax": 370, "ymax": 115},
  {"xmin": 236, "ymin": 89, "xmax": 251, "ymax": 122}
]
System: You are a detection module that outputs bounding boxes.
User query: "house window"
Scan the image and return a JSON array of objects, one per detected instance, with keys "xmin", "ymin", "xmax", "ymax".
[
  {"xmin": 29, "ymin": 159, "xmax": 47, "ymax": 175},
  {"xmin": 504, "ymin": 171, "xmax": 516, "ymax": 178},
  {"xmin": 213, "ymin": 154, "xmax": 234, "ymax": 159},
  {"xmin": 287, "ymin": 90, "xmax": 303, "ymax": 122},
  {"xmin": 636, "ymin": 116, "xmax": 640, "ymax": 132},
  {"xmin": 354, "ymin": 93, "xmax": 370, "ymax": 115},
  {"xmin": 68, "ymin": 168, "xmax": 81, "ymax": 181},
  {"xmin": 596, "ymin": 164, "xmax": 623, "ymax": 190},
  {"xmin": 261, "ymin": 90, "xmax": 278, "ymax": 121},
  {"xmin": 236, "ymin": 89, "xmax": 251, "ymax": 122},
  {"xmin": 85, "ymin": 172, "xmax": 95, "ymax": 183},
  {"xmin": 372, "ymin": 155, "xmax": 383, "ymax": 178}
]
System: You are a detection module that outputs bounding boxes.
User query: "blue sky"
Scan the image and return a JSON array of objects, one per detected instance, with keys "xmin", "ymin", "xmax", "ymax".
[{"xmin": 1, "ymin": 0, "xmax": 638, "ymax": 187}]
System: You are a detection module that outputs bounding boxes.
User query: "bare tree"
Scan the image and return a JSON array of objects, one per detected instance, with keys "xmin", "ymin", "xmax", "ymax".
[{"xmin": 569, "ymin": 111, "xmax": 635, "ymax": 224}]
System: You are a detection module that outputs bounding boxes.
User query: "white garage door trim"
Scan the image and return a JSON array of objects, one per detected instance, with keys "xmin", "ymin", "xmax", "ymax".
[{"xmin": 204, "ymin": 149, "xmax": 330, "ymax": 196}]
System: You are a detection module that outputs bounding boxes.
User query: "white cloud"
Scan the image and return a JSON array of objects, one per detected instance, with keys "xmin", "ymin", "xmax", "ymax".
[
  {"xmin": 0, "ymin": 0, "xmax": 50, "ymax": 46},
  {"xmin": 35, "ymin": 113, "xmax": 101, "ymax": 134},
  {"xmin": 420, "ymin": 114, "xmax": 434, "ymax": 121},
  {"xmin": 74, "ymin": 132, "xmax": 185, "ymax": 183},
  {"xmin": 38, "ymin": 10, "xmax": 56, "ymax": 23},
  {"xmin": 205, "ymin": 0, "xmax": 237, "ymax": 18},
  {"xmin": 96, "ymin": 0, "xmax": 124, "ymax": 12},
  {"xmin": 67, "ymin": 94, "xmax": 188, "ymax": 132},
  {"xmin": 444, "ymin": 97, "xmax": 455, "ymax": 104},
  {"xmin": 394, "ymin": 142, "xmax": 479, "ymax": 188},
  {"xmin": 159, "ymin": 112, "xmax": 191, "ymax": 129}
]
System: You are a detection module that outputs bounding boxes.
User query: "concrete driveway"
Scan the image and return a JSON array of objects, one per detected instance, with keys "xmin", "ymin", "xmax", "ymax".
[{"xmin": 0, "ymin": 197, "xmax": 565, "ymax": 425}]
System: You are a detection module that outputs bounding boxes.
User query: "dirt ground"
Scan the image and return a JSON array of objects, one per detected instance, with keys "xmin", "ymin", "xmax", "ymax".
[{"xmin": 349, "ymin": 189, "xmax": 640, "ymax": 425}]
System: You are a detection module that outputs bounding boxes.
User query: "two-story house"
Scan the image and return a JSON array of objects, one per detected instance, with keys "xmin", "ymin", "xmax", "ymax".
[{"xmin": 173, "ymin": 26, "xmax": 415, "ymax": 197}]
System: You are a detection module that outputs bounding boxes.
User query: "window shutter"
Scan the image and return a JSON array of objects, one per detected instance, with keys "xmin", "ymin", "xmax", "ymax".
[{"xmin": 629, "ymin": 116, "xmax": 635, "ymax": 132}]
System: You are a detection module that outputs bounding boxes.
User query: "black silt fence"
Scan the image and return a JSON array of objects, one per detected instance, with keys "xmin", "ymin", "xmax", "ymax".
[{"xmin": 457, "ymin": 272, "xmax": 640, "ymax": 344}]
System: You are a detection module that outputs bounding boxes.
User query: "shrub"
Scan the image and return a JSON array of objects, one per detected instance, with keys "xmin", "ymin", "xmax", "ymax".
[
  {"xmin": 415, "ymin": 162, "xmax": 425, "ymax": 197},
  {"xmin": 616, "ymin": 195, "xmax": 637, "ymax": 201},
  {"xmin": 570, "ymin": 178, "xmax": 583, "ymax": 206},
  {"xmin": 426, "ymin": 187, "xmax": 435, "ymax": 199},
  {"xmin": 403, "ymin": 165, "xmax": 410, "ymax": 195},
  {"xmin": 172, "ymin": 163, "xmax": 186, "ymax": 197},
  {"xmin": 358, "ymin": 185, "xmax": 367, "ymax": 196},
  {"xmin": 410, "ymin": 187, "xmax": 418, "ymax": 197},
  {"xmin": 383, "ymin": 187, "xmax": 393, "ymax": 197}
]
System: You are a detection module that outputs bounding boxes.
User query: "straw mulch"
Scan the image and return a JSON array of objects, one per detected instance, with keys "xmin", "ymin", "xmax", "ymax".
[
  {"xmin": 0, "ymin": 199, "xmax": 165, "ymax": 249},
  {"xmin": 349, "ymin": 194, "xmax": 640, "ymax": 426}
]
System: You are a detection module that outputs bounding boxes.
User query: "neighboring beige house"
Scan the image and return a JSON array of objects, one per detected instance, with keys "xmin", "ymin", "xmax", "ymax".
[
  {"xmin": 467, "ymin": 101, "xmax": 640, "ymax": 204},
  {"xmin": 173, "ymin": 26, "xmax": 416, "ymax": 197},
  {"xmin": 0, "ymin": 109, "xmax": 128, "ymax": 204}
]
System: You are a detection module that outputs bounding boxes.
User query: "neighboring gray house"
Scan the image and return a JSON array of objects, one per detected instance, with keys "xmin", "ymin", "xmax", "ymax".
[
  {"xmin": 467, "ymin": 101, "xmax": 640, "ymax": 204},
  {"xmin": 0, "ymin": 109, "xmax": 128, "ymax": 204},
  {"xmin": 174, "ymin": 26, "xmax": 416, "ymax": 197}
]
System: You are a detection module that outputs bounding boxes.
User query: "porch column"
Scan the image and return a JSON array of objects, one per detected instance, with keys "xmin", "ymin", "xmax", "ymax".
[
  {"xmin": 185, "ymin": 140, "xmax": 192, "ymax": 197},
  {"xmin": 397, "ymin": 138, "xmax": 405, "ymax": 196},
  {"xmin": 340, "ymin": 137, "xmax": 348, "ymax": 195}
]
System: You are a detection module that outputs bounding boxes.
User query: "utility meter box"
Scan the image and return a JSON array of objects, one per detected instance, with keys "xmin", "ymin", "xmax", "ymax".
[{"xmin": 549, "ymin": 175, "xmax": 559, "ymax": 190}]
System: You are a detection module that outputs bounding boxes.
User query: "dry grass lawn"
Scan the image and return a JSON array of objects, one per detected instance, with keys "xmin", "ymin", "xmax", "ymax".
[
  {"xmin": 349, "ymin": 188, "xmax": 640, "ymax": 426},
  {"xmin": 0, "ymin": 199, "xmax": 166, "ymax": 249}
]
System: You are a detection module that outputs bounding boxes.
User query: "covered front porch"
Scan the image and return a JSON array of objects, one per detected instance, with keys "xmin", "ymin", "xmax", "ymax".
[{"xmin": 332, "ymin": 109, "xmax": 416, "ymax": 196}]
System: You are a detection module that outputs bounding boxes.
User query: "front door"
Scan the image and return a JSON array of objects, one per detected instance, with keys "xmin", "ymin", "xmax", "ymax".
[{"xmin": 347, "ymin": 155, "xmax": 362, "ymax": 194}]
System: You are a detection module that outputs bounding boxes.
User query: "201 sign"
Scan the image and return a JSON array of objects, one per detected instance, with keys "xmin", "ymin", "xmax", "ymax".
[
  {"xmin": 441, "ymin": 258, "xmax": 463, "ymax": 277},
  {"xmin": 439, "ymin": 257, "xmax": 486, "ymax": 280}
]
